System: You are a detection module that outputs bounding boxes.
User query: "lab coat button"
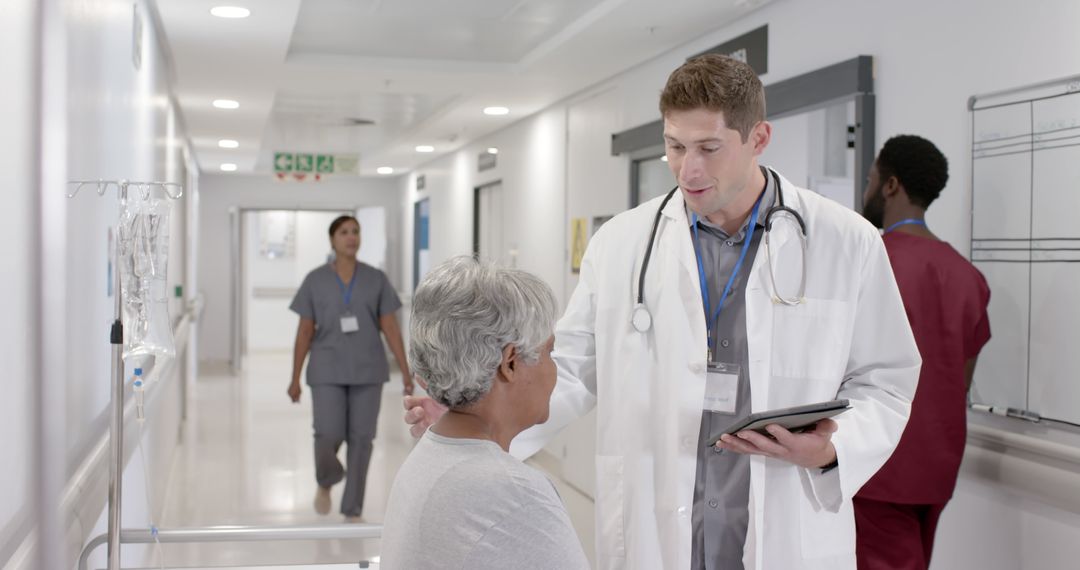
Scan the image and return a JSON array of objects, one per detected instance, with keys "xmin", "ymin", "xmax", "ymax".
[
  {"xmin": 690, "ymin": 362, "xmax": 706, "ymax": 374},
  {"xmin": 708, "ymin": 499, "xmax": 719, "ymax": 509},
  {"xmin": 682, "ymin": 436, "xmax": 694, "ymax": 448},
  {"xmin": 677, "ymin": 506, "xmax": 689, "ymax": 518}
]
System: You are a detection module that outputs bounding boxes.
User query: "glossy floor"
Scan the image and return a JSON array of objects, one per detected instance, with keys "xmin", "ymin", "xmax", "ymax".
[{"xmin": 157, "ymin": 352, "xmax": 595, "ymax": 568}]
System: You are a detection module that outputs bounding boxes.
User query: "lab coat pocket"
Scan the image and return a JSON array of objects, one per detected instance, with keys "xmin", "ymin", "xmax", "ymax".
[
  {"xmin": 799, "ymin": 491, "xmax": 856, "ymax": 559},
  {"xmin": 770, "ymin": 298, "xmax": 851, "ymax": 382},
  {"xmin": 595, "ymin": 455, "xmax": 626, "ymax": 562}
]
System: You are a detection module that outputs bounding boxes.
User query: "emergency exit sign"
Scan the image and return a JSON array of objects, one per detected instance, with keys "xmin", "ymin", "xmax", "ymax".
[{"xmin": 274, "ymin": 152, "xmax": 358, "ymax": 175}]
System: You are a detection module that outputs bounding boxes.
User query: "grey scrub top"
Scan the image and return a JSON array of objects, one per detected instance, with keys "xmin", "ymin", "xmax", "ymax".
[{"xmin": 289, "ymin": 262, "xmax": 402, "ymax": 386}]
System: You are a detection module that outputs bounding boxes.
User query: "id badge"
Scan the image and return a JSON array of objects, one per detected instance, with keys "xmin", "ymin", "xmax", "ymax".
[
  {"xmin": 704, "ymin": 362, "xmax": 740, "ymax": 414},
  {"xmin": 340, "ymin": 314, "xmax": 360, "ymax": 333}
]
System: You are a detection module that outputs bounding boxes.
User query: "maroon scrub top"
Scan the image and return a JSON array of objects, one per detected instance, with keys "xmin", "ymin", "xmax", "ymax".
[{"xmin": 858, "ymin": 232, "xmax": 991, "ymax": 505}]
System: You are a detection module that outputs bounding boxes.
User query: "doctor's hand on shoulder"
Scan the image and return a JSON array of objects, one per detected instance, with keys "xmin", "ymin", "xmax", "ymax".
[
  {"xmin": 403, "ymin": 393, "xmax": 448, "ymax": 438},
  {"xmin": 715, "ymin": 419, "xmax": 838, "ymax": 469}
]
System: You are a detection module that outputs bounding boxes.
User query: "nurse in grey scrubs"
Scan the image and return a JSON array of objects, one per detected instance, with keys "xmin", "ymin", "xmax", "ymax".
[{"xmin": 288, "ymin": 215, "xmax": 413, "ymax": 522}]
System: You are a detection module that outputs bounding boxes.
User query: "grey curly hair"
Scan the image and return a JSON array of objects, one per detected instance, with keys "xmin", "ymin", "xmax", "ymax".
[{"xmin": 409, "ymin": 256, "xmax": 558, "ymax": 409}]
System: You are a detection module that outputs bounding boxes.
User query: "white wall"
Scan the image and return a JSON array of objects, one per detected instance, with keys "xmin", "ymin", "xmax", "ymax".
[
  {"xmin": 399, "ymin": 107, "xmax": 571, "ymax": 305},
  {"xmin": 245, "ymin": 210, "xmax": 343, "ymax": 352},
  {"xmin": 355, "ymin": 206, "xmax": 389, "ymax": 270},
  {"xmin": 398, "ymin": 0, "xmax": 1080, "ymax": 565},
  {"xmin": 0, "ymin": 0, "xmax": 39, "ymax": 565},
  {"xmin": 68, "ymin": 0, "xmax": 194, "ymax": 566},
  {"xmin": 0, "ymin": 0, "xmax": 195, "ymax": 568},
  {"xmin": 935, "ymin": 467, "xmax": 1080, "ymax": 570},
  {"xmin": 197, "ymin": 174, "xmax": 402, "ymax": 365}
]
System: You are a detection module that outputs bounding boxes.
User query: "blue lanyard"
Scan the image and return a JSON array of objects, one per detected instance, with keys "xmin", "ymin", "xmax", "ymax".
[
  {"xmin": 884, "ymin": 218, "xmax": 927, "ymax": 234},
  {"xmin": 692, "ymin": 191, "xmax": 765, "ymax": 353},
  {"xmin": 334, "ymin": 265, "xmax": 359, "ymax": 307}
]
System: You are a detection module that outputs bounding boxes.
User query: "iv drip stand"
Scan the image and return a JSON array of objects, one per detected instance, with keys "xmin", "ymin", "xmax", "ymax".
[{"xmin": 67, "ymin": 179, "xmax": 182, "ymax": 570}]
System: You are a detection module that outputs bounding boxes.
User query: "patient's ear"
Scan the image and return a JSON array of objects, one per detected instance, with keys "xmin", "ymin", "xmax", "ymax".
[{"xmin": 497, "ymin": 344, "xmax": 517, "ymax": 382}]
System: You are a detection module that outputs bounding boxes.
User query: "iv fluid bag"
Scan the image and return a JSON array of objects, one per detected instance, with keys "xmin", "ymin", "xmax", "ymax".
[{"xmin": 119, "ymin": 196, "xmax": 175, "ymax": 360}]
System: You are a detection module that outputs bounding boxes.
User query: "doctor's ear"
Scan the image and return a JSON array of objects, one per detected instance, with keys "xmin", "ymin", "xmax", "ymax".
[{"xmin": 749, "ymin": 121, "xmax": 772, "ymax": 155}]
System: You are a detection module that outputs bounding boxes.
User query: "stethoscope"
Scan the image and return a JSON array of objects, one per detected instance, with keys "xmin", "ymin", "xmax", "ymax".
[{"xmin": 631, "ymin": 167, "xmax": 808, "ymax": 333}]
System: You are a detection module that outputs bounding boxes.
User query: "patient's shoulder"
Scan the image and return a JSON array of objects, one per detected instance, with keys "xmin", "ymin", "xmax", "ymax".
[{"xmin": 428, "ymin": 435, "xmax": 559, "ymax": 507}]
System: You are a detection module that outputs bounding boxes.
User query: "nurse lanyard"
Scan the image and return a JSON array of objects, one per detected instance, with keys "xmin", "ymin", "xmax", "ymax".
[
  {"xmin": 692, "ymin": 190, "xmax": 765, "ymax": 362},
  {"xmin": 335, "ymin": 266, "xmax": 359, "ymax": 307},
  {"xmin": 884, "ymin": 218, "xmax": 927, "ymax": 234}
]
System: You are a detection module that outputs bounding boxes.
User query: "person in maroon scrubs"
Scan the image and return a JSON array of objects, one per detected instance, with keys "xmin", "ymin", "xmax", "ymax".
[{"xmin": 855, "ymin": 135, "xmax": 992, "ymax": 570}]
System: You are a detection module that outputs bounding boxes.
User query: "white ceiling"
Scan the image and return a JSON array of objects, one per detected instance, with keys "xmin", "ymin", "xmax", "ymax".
[{"xmin": 154, "ymin": 0, "xmax": 774, "ymax": 177}]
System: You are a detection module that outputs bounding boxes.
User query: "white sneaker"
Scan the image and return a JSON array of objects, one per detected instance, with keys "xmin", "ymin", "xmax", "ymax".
[{"xmin": 314, "ymin": 486, "xmax": 332, "ymax": 515}]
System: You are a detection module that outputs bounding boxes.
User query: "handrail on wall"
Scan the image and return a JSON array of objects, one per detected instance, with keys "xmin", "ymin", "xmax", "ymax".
[{"xmin": 77, "ymin": 523, "xmax": 383, "ymax": 570}]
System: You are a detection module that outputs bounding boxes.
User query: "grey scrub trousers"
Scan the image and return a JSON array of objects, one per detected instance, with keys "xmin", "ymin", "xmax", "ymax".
[{"xmin": 290, "ymin": 262, "xmax": 402, "ymax": 517}]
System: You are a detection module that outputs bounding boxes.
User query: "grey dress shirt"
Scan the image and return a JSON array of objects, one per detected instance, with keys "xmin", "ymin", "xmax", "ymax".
[{"xmin": 689, "ymin": 174, "xmax": 776, "ymax": 570}]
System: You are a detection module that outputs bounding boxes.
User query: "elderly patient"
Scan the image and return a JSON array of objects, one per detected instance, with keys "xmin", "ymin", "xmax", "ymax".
[{"xmin": 380, "ymin": 257, "xmax": 589, "ymax": 570}]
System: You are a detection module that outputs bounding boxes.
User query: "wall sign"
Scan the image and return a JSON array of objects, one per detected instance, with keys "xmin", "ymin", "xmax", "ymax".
[
  {"xmin": 570, "ymin": 218, "xmax": 588, "ymax": 274},
  {"xmin": 273, "ymin": 152, "xmax": 359, "ymax": 181},
  {"xmin": 691, "ymin": 25, "xmax": 768, "ymax": 75},
  {"xmin": 478, "ymin": 151, "xmax": 497, "ymax": 172}
]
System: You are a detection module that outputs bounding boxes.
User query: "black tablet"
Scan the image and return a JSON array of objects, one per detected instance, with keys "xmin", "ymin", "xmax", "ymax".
[{"xmin": 705, "ymin": 399, "xmax": 851, "ymax": 447}]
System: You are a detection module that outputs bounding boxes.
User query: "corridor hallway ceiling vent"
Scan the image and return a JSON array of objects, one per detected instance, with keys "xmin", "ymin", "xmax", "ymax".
[{"xmin": 156, "ymin": 0, "xmax": 774, "ymax": 176}]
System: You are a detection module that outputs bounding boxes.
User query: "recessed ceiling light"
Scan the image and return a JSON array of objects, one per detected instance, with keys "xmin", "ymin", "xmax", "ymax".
[
  {"xmin": 483, "ymin": 106, "xmax": 510, "ymax": 116},
  {"xmin": 218, "ymin": 139, "xmax": 239, "ymax": 149},
  {"xmin": 487, "ymin": 147, "xmax": 499, "ymax": 155},
  {"xmin": 212, "ymin": 99, "xmax": 240, "ymax": 110},
  {"xmin": 376, "ymin": 167, "xmax": 394, "ymax": 175},
  {"xmin": 210, "ymin": 6, "xmax": 250, "ymax": 19},
  {"xmin": 661, "ymin": 155, "xmax": 669, "ymax": 162},
  {"xmin": 220, "ymin": 163, "xmax": 238, "ymax": 172},
  {"xmin": 415, "ymin": 145, "xmax": 435, "ymax": 153}
]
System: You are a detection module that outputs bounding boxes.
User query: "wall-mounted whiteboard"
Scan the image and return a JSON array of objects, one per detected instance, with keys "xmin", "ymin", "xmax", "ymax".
[{"xmin": 970, "ymin": 76, "xmax": 1080, "ymax": 427}]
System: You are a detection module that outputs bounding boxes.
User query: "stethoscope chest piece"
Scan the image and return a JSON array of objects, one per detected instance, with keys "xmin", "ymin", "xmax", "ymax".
[{"xmin": 631, "ymin": 303, "xmax": 652, "ymax": 332}]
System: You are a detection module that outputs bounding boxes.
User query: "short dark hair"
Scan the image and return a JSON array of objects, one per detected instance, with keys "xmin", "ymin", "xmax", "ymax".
[
  {"xmin": 876, "ymin": 135, "xmax": 949, "ymax": 208},
  {"xmin": 658, "ymin": 54, "xmax": 765, "ymax": 142},
  {"xmin": 328, "ymin": 215, "xmax": 359, "ymax": 237}
]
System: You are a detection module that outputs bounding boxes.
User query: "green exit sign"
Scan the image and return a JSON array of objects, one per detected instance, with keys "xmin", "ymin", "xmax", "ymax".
[
  {"xmin": 316, "ymin": 154, "xmax": 334, "ymax": 173},
  {"xmin": 274, "ymin": 152, "xmax": 357, "ymax": 176},
  {"xmin": 273, "ymin": 152, "xmax": 294, "ymax": 172}
]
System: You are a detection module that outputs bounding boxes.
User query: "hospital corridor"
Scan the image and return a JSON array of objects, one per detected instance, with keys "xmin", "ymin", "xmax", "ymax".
[
  {"xmin": 153, "ymin": 353, "xmax": 593, "ymax": 568},
  {"xmin": 6, "ymin": 1, "xmax": 1080, "ymax": 569}
]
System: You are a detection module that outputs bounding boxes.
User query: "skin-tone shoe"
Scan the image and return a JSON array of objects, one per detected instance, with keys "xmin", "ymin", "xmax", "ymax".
[
  {"xmin": 314, "ymin": 486, "xmax": 332, "ymax": 515},
  {"xmin": 345, "ymin": 515, "xmax": 365, "ymax": 523}
]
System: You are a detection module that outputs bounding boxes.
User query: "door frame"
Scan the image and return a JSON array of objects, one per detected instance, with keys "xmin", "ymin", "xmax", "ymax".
[
  {"xmin": 228, "ymin": 206, "xmax": 356, "ymax": 372},
  {"xmin": 472, "ymin": 180, "xmax": 502, "ymax": 259}
]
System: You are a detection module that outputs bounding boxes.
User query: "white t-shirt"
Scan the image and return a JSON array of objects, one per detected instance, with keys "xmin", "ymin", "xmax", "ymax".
[{"xmin": 380, "ymin": 431, "xmax": 590, "ymax": 569}]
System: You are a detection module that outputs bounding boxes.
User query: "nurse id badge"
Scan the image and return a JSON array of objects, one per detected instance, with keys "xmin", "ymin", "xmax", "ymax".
[
  {"xmin": 340, "ymin": 313, "xmax": 360, "ymax": 333},
  {"xmin": 704, "ymin": 362, "xmax": 740, "ymax": 414}
]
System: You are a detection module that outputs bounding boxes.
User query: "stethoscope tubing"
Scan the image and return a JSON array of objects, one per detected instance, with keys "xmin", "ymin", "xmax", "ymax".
[
  {"xmin": 633, "ymin": 167, "xmax": 807, "ymax": 330},
  {"xmin": 636, "ymin": 187, "xmax": 680, "ymax": 306}
]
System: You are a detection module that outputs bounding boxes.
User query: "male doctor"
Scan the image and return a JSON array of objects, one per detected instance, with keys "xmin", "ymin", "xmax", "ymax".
[{"xmin": 405, "ymin": 54, "xmax": 920, "ymax": 569}]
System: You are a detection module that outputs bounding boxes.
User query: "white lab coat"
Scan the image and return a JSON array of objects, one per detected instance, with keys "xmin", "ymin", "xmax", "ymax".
[{"xmin": 512, "ymin": 172, "xmax": 920, "ymax": 570}]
